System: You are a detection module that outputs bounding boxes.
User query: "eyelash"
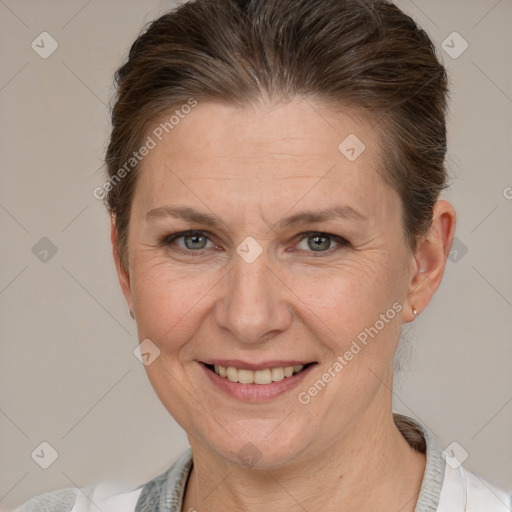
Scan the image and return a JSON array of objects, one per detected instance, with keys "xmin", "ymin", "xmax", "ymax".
[{"xmin": 160, "ymin": 230, "xmax": 349, "ymax": 258}]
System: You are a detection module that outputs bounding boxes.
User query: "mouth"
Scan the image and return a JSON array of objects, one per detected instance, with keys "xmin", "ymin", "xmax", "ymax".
[
  {"xmin": 198, "ymin": 360, "xmax": 318, "ymax": 402},
  {"xmin": 202, "ymin": 362, "xmax": 316, "ymax": 384}
]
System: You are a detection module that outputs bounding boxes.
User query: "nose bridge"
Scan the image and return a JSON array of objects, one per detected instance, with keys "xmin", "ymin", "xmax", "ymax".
[{"xmin": 215, "ymin": 246, "xmax": 289, "ymax": 344}]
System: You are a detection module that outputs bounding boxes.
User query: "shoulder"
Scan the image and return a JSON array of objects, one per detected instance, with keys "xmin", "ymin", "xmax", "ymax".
[
  {"xmin": 13, "ymin": 487, "xmax": 79, "ymax": 512},
  {"xmin": 13, "ymin": 449, "xmax": 193, "ymax": 512},
  {"xmin": 393, "ymin": 414, "xmax": 511, "ymax": 512},
  {"xmin": 13, "ymin": 482, "xmax": 143, "ymax": 512},
  {"xmin": 465, "ymin": 469, "xmax": 512, "ymax": 511},
  {"xmin": 439, "ymin": 460, "xmax": 512, "ymax": 512}
]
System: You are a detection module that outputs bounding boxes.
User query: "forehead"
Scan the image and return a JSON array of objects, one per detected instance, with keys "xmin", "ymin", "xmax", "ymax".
[
  {"xmin": 147, "ymin": 99, "xmax": 380, "ymax": 170},
  {"xmin": 133, "ymin": 98, "xmax": 393, "ymax": 224}
]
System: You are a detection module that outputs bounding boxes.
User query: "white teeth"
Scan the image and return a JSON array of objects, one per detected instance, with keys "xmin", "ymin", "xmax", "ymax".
[
  {"xmin": 271, "ymin": 367, "xmax": 284, "ymax": 381},
  {"xmin": 254, "ymin": 369, "xmax": 272, "ymax": 384},
  {"xmin": 214, "ymin": 365, "xmax": 227, "ymax": 376},
  {"xmin": 237, "ymin": 369, "xmax": 254, "ymax": 384},
  {"xmin": 212, "ymin": 364, "xmax": 305, "ymax": 384},
  {"xmin": 226, "ymin": 366, "xmax": 238, "ymax": 382}
]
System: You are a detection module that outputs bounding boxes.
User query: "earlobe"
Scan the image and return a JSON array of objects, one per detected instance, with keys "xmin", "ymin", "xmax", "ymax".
[{"xmin": 404, "ymin": 200, "xmax": 457, "ymax": 323}]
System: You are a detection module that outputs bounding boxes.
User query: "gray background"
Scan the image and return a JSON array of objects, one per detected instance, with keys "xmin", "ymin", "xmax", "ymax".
[{"xmin": 1, "ymin": 0, "xmax": 511, "ymax": 510}]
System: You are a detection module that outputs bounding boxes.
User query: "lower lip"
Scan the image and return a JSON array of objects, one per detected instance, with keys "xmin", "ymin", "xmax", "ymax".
[{"xmin": 199, "ymin": 362, "xmax": 317, "ymax": 402}]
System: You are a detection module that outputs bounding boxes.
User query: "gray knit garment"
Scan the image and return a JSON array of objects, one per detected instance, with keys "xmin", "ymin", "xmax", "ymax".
[
  {"xmin": 14, "ymin": 488, "xmax": 78, "ymax": 512},
  {"xmin": 14, "ymin": 414, "xmax": 445, "ymax": 511}
]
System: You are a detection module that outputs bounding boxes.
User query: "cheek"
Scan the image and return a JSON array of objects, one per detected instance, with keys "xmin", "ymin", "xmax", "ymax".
[
  {"xmin": 289, "ymin": 252, "xmax": 406, "ymax": 363},
  {"xmin": 130, "ymin": 261, "xmax": 216, "ymax": 350},
  {"xmin": 292, "ymin": 252, "xmax": 398, "ymax": 318}
]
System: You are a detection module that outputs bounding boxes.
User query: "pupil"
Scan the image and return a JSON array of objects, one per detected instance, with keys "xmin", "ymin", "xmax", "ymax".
[
  {"xmin": 186, "ymin": 234, "xmax": 206, "ymax": 250},
  {"xmin": 310, "ymin": 235, "xmax": 329, "ymax": 251}
]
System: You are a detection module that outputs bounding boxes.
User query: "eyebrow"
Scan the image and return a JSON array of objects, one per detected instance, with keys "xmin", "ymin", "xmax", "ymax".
[{"xmin": 145, "ymin": 205, "xmax": 367, "ymax": 231}]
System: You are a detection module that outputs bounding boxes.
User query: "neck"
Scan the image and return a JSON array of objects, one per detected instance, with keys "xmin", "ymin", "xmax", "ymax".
[{"xmin": 182, "ymin": 404, "xmax": 426, "ymax": 512}]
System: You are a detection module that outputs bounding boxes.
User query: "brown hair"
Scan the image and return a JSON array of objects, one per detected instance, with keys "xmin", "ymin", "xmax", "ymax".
[{"xmin": 104, "ymin": 0, "xmax": 450, "ymax": 271}]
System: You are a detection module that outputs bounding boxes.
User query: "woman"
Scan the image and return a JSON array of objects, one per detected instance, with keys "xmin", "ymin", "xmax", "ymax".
[{"xmin": 15, "ymin": 0, "xmax": 511, "ymax": 510}]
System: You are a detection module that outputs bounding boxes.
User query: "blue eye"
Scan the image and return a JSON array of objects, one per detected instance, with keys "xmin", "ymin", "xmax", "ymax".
[
  {"xmin": 295, "ymin": 232, "xmax": 346, "ymax": 253},
  {"xmin": 161, "ymin": 230, "xmax": 349, "ymax": 257},
  {"xmin": 162, "ymin": 230, "xmax": 215, "ymax": 256}
]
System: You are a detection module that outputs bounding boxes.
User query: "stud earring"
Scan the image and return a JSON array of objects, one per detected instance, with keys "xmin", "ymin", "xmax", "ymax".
[{"xmin": 412, "ymin": 307, "xmax": 419, "ymax": 318}]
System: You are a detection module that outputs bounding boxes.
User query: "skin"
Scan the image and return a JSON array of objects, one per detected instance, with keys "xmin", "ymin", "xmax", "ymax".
[{"xmin": 111, "ymin": 98, "xmax": 456, "ymax": 511}]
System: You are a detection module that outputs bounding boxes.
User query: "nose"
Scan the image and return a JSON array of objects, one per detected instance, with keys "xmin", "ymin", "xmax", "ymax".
[{"xmin": 213, "ymin": 248, "xmax": 292, "ymax": 344}]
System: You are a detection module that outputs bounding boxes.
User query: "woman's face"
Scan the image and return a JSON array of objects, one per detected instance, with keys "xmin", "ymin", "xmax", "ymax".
[{"xmin": 116, "ymin": 98, "xmax": 416, "ymax": 467}]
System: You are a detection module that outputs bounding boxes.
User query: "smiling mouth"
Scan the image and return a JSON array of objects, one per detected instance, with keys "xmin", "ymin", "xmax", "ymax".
[{"xmin": 203, "ymin": 362, "xmax": 316, "ymax": 384}]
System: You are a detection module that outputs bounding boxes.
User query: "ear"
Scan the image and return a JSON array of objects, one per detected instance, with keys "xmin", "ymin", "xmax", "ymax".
[
  {"xmin": 403, "ymin": 199, "xmax": 457, "ymax": 323},
  {"xmin": 110, "ymin": 216, "xmax": 134, "ymax": 314}
]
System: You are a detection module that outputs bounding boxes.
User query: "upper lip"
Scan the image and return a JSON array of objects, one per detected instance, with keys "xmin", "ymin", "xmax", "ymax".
[{"xmin": 200, "ymin": 359, "xmax": 316, "ymax": 371}]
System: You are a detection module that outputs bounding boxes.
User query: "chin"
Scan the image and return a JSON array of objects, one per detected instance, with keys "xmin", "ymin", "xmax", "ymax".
[{"xmin": 200, "ymin": 421, "xmax": 313, "ymax": 470}]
